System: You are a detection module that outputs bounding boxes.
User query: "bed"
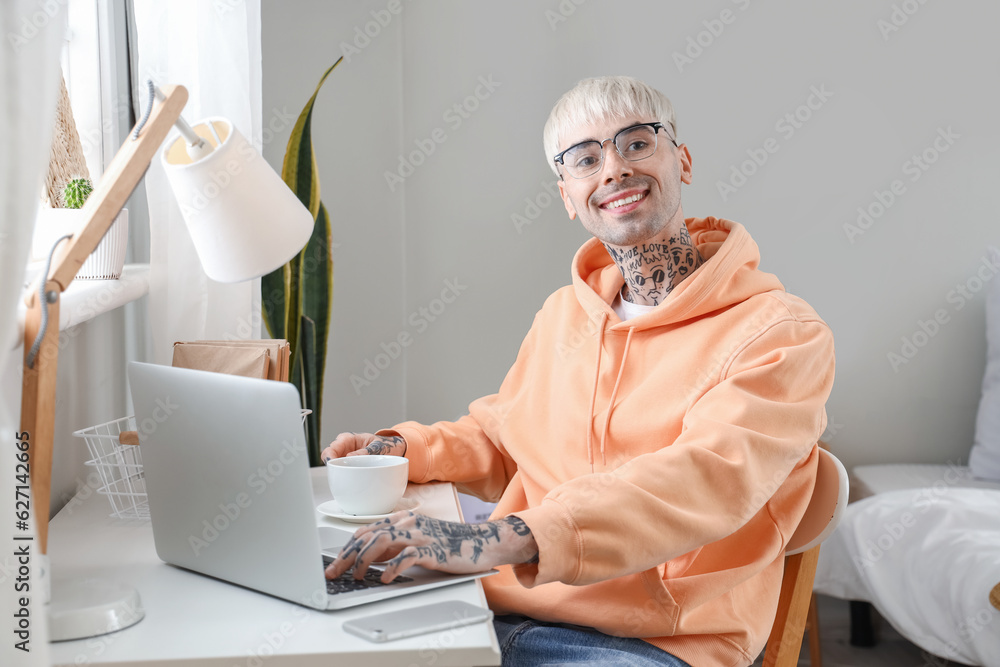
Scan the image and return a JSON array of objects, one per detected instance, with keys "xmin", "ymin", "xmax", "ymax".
[
  {"xmin": 813, "ymin": 464, "xmax": 1000, "ymax": 665},
  {"xmin": 814, "ymin": 247, "xmax": 1000, "ymax": 665}
]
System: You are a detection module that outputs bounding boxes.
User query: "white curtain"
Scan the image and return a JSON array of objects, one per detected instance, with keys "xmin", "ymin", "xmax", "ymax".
[
  {"xmin": 133, "ymin": 0, "xmax": 263, "ymax": 364},
  {"xmin": 0, "ymin": 2, "xmax": 64, "ymax": 662}
]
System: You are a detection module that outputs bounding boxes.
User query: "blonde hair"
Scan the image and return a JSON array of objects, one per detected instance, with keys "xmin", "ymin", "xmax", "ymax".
[{"xmin": 543, "ymin": 76, "xmax": 677, "ymax": 176}]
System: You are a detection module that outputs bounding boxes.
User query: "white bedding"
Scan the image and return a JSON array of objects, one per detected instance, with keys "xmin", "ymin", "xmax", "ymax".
[{"xmin": 814, "ymin": 487, "xmax": 1000, "ymax": 666}]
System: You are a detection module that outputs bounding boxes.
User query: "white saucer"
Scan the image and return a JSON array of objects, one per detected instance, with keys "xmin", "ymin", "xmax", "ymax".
[{"xmin": 317, "ymin": 497, "xmax": 421, "ymax": 523}]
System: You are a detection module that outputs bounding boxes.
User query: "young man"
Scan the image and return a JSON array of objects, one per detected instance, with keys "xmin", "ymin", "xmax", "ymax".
[{"xmin": 323, "ymin": 76, "xmax": 835, "ymax": 667}]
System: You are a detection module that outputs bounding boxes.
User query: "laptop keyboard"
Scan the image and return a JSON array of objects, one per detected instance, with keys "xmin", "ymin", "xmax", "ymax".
[{"xmin": 322, "ymin": 555, "xmax": 413, "ymax": 595}]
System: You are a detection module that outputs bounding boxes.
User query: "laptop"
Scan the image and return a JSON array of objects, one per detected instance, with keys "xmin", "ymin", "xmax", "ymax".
[{"xmin": 127, "ymin": 361, "xmax": 495, "ymax": 610}]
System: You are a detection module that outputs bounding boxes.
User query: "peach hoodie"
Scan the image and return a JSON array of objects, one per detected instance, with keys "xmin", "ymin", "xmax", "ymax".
[{"xmin": 382, "ymin": 217, "xmax": 835, "ymax": 667}]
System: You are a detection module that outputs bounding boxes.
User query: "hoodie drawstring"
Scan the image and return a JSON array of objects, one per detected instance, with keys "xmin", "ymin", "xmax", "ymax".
[
  {"xmin": 585, "ymin": 314, "xmax": 636, "ymax": 469},
  {"xmin": 586, "ymin": 313, "xmax": 608, "ymax": 468},
  {"xmin": 600, "ymin": 326, "xmax": 634, "ymax": 466}
]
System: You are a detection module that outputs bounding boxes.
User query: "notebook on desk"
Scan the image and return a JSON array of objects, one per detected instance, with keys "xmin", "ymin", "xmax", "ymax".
[{"xmin": 127, "ymin": 361, "xmax": 495, "ymax": 610}]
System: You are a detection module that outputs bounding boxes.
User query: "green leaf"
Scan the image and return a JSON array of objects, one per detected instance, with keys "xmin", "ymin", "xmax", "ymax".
[
  {"xmin": 299, "ymin": 315, "xmax": 321, "ymax": 466},
  {"xmin": 299, "ymin": 203, "xmax": 332, "ymax": 464},
  {"xmin": 281, "ymin": 57, "xmax": 342, "ymax": 219},
  {"xmin": 261, "ymin": 265, "xmax": 285, "ymax": 340},
  {"xmin": 284, "ymin": 254, "xmax": 301, "ymax": 367},
  {"xmin": 261, "ymin": 60, "xmax": 340, "ymax": 465},
  {"xmin": 262, "ymin": 56, "xmax": 342, "ymax": 342}
]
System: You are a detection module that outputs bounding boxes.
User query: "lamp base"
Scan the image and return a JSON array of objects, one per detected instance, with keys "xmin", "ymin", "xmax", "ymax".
[{"xmin": 49, "ymin": 578, "xmax": 144, "ymax": 642}]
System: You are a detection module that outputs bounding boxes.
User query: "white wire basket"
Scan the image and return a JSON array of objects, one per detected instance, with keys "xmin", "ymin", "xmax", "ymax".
[
  {"xmin": 74, "ymin": 410, "xmax": 313, "ymax": 520},
  {"xmin": 73, "ymin": 415, "xmax": 148, "ymax": 520}
]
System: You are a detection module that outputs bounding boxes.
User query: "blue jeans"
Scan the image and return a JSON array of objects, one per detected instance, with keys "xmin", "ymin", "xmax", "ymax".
[{"xmin": 493, "ymin": 614, "xmax": 691, "ymax": 667}]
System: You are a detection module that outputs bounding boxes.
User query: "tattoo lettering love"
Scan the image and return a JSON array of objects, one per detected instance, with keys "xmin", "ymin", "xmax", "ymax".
[{"xmin": 608, "ymin": 225, "xmax": 703, "ymax": 305}]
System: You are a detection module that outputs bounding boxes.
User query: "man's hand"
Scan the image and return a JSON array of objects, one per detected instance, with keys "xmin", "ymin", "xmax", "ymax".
[
  {"xmin": 321, "ymin": 432, "xmax": 406, "ymax": 463},
  {"xmin": 325, "ymin": 513, "xmax": 538, "ymax": 584}
]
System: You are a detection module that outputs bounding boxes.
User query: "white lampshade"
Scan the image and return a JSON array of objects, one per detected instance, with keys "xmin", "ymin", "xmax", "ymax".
[{"xmin": 160, "ymin": 118, "xmax": 314, "ymax": 283}]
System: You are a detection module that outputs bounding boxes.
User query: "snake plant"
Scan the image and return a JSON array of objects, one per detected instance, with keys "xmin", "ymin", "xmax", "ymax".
[{"xmin": 262, "ymin": 57, "xmax": 342, "ymax": 466}]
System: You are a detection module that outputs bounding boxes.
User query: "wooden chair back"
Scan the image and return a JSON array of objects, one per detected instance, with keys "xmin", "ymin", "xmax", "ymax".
[{"xmin": 762, "ymin": 446, "xmax": 849, "ymax": 667}]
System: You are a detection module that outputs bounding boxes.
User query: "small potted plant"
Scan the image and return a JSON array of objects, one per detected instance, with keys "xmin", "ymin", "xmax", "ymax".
[
  {"xmin": 33, "ymin": 177, "xmax": 129, "ymax": 279},
  {"xmin": 62, "ymin": 177, "xmax": 93, "ymax": 209}
]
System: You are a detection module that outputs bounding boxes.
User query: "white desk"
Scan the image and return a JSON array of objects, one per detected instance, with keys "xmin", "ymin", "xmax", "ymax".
[{"xmin": 48, "ymin": 468, "xmax": 501, "ymax": 666}]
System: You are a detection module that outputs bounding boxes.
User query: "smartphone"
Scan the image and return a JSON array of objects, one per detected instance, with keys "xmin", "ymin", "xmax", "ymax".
[{"xmin": 342, "ymin": 600, "xmax": 494, "ymax": 643}]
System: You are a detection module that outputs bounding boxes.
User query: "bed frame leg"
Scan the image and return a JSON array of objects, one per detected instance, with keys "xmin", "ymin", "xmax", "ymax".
[{"xmin": 849, "ymin": 600, "xmax": 877, "ymax": 647}]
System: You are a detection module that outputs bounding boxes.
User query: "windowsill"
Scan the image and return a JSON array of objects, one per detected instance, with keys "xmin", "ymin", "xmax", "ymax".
[{"xmin": 14, "ymin": 263, "xmax": 150, "ymax": 349}]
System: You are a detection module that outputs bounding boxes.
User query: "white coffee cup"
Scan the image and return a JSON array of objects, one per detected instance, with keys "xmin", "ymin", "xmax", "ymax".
[{"xmin": 327, "ymin": 455, "xmax": 409, "ymax": 515}]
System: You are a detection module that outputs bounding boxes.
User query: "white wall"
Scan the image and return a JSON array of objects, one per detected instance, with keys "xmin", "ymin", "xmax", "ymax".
[
  {"xmin": 263, "ymin": 0, "xmax": 1000, "ymax": 472},
  {"xmin": 262, "ymin": 0, "xmax": 407, "ymax": 434}
]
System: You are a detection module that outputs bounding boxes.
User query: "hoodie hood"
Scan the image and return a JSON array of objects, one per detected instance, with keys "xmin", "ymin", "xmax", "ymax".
[
  {"xmin": 570, "ymin": 216, "xmax": 788, "ymax": 467},
  {"xmin": 571, "ymin": 216, "xmax": 785, "ymax": 329}
]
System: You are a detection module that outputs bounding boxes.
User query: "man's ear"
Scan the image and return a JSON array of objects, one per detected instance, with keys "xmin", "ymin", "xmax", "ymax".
[
  {"xmin": 678, "ymin": 144, "xmax": 693, "ymax": 185},
  {"xmin": 558, "ymin": 179, "xmax": 577, "ymax": 220}
]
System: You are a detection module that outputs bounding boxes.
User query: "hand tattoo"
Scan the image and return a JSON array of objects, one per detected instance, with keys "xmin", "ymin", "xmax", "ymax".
[
  {"xmin": 332, "ymin": 512, "xmax": 539, "ymax": 582},
  {"xmin": 504, "ymin": 516, "xmax": 539, "ymax": 564},
  {"xmin": 411, "ymin": 515, "xmax": 502, "ymax": 565},
  {"xmin": 365, "ymin": 435, "xmax": 406, "ymax": 456}
]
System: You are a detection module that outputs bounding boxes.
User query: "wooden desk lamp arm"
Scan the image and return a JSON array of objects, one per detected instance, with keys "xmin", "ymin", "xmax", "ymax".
[{"xmin": 21, "ymin": 85, "xmax": 189, "ymax": 554}]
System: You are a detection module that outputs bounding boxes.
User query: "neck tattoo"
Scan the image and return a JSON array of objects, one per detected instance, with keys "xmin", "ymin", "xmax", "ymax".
[{"xmin": 605, "ymin": 225, "xmax": 704, "ymax": 307}]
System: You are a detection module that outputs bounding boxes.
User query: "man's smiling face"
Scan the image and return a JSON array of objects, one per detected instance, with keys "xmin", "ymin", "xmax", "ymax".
[{"xmin": 556, "ymin": 116, "xmax": 693, "ymax": 247}]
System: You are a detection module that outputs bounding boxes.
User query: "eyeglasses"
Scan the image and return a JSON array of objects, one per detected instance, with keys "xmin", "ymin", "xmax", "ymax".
[{"xmin": 553, "ymin": 122, "xmax": 677, "ymax": 179}]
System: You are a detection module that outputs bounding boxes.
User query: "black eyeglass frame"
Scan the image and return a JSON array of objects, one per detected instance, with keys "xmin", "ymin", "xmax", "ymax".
[{"xmin": 552, "ymin": 121, "xmax": 679, "ymax": 180}]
